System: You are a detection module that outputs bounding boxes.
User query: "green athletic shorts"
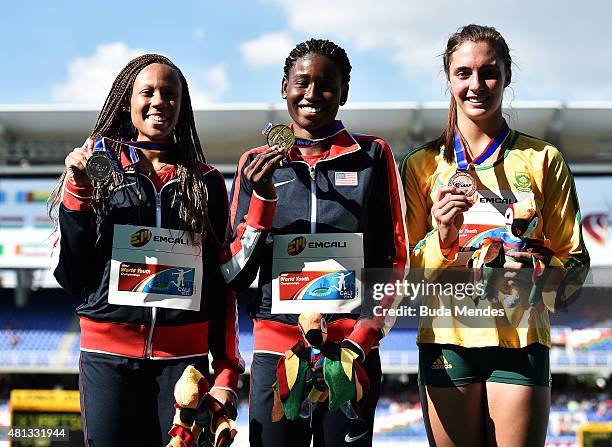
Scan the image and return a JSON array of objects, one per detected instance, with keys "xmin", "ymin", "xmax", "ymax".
[{"xmin": 418, "ymin": 343, "xmax": 551, "ymax": 387}]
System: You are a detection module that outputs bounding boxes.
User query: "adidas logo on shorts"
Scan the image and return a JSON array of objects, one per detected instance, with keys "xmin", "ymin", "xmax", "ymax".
[{"xmin": 431, "ymin": 355, "xmax": 453, "ymax": 370}]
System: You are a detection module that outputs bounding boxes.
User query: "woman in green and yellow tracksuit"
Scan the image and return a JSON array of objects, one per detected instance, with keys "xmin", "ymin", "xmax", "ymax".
[{"xmin": 400, "ymin": 24, "xmax": 589, "ymax": 447}]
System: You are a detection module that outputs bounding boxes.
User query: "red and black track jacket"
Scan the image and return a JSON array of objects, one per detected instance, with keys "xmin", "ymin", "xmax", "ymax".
[
  {"xmin": 54, "ymin": 155, "xmax": 243, "ymax": 392},
  {"xmin": 221, "ymin": 126, "xmax": 408, "ymax": 358}
]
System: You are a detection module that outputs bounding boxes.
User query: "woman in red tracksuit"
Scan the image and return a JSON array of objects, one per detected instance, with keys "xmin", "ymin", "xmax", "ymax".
[
  {"xmin": 222, "ymin": 39, "xmax": 408, "ymax": 447},
  {"xmin": 49, "ymin": 54, "xmax": 243, "ymax": 446}
]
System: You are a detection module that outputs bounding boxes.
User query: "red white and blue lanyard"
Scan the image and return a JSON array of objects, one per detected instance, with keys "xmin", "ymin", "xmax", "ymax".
[
  {"xmin": 94, "ymin": 138, "xmax": 137, "ymax": 174},
  {"xmin": 453, "ymin": 121, "xmax": 510, "ymax": 170},
  {"xmin": 94, "ymin": 138, "xmax": 174, "ymax": 171},
  {"xmin": 122, "ymin": 140, "xmax": 175, "ymax": 152}
]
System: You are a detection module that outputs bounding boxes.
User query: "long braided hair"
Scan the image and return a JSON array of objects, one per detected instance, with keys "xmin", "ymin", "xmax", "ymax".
[
  {"xmin": 48, "ymin": 54, "xmax": 210, "ymax": 240},
  {"xmin": 437, "ymin": 24, "xmax": 512, "ymax": 163},
  {"xmin": 283, "ymin": 38, "xmax": 352, "ymax": 85}
]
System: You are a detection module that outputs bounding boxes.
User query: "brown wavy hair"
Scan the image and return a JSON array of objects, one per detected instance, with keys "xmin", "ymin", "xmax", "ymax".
[{"xmin": 437, "ymin": 24, "xmax": 512, "ymax": 163}]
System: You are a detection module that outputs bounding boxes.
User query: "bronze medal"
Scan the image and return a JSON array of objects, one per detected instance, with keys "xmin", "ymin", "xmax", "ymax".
[
  {"xmin": 448, "ymin": 170, "xmax": 476, "ymax": 196},
  {"xmin": 86, "ymin": 152, "xmax": 114, "ymax": 183},
  {"xmin": 266, "ymin": 125, "xmax": 295, "ymax": 150}
]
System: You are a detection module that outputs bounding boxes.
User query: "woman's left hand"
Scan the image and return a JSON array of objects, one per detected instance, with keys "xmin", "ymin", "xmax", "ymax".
[
  {"xmin": 209, "ymin": 388, "xmax": 237, "ymax": 416},
  {"xmin": 502, "ymin": 249, "xmax": 551, "ymax": 289},
  {"xmin": 504, "ymin": 248, "xmax": 552, "ymax": 269},
  {"xmin": 503, "ymin": 251, "xmax": 536, "ymax": 270}
]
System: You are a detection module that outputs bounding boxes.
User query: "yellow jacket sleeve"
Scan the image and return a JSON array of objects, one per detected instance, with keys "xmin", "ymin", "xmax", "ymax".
[
  {"xmin": 400, "ymin": 148, "xmax": 457, "ymax": 273},
  {"xmin": 541, "ymin": 146, "xmax": 590, "ymax": 310}
]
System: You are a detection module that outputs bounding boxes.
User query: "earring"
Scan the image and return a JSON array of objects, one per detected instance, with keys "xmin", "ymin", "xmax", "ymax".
[{"xmin": 282, "ymin": 94, "xmax": 287, "ymax": 99}]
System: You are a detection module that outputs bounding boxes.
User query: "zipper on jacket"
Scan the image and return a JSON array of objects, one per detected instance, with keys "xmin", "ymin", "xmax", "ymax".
[
  {"xmin": 146, "ymin": 307, "xmax": 157, "ymax": 358},
  {"xmin": 309, "ymin": 166, "xmax": 316, "ymax": 234},
  {"xmin": 155, "ymin": 193, "xmax": 162, "ymax": 228},
  {"xmin": 302, "ymin": 148, "xmax": 358, "ymax": 235},
  {"xmin": 138, "ymin": 174, "xmax": 178, "ymax": 359}
]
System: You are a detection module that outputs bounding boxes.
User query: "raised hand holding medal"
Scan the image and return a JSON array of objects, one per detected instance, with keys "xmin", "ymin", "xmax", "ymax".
[
  {"xmin": 64, "ymin": 138, "xmax": 95, "ymax": 188},
  {"xmin": 247, "ymin": 122, "xmax": 294, "ymax": 188},
  {"xmin": 262, "ymin": 123, "xmax": 294, "ymax": 171},
  {"xmin": 247, "ymin": 121, "xmax": 347, "ymax": 197},
  {"xmin": 242, "ymin": 124, "xmax": 291, "ymax": 199},
  {"xmin": 436, "ymin": 121, "xmax": 511, "ymax": 251},
  {"xmin": 82, "ymin": 137, "xmax": 140, "ymax": 201},
  {"xmin": 86, "ymin": 140, "xmax": 115, "ymax": 183}
]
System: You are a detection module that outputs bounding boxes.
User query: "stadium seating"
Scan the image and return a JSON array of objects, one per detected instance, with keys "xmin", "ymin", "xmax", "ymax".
[
  {"xmin": 0, "ymin": 291, "xmax": 76, "ymax": 367},
  {"xmin": 0, "ymin": 289, "xmax": 610, "ymax": 376},
  {"xmin": 0, "ymin": 289, "xmax": 610, "ymax": 447},
  {"xmin": 2, "ymin": 311, "xmax": 611, "ymax": 372}
]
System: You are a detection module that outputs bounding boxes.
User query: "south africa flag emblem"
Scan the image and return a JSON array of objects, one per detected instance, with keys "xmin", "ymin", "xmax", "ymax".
[{"xmin": 514, "ymin": 172, "xmax": 532, "ymax": 192}]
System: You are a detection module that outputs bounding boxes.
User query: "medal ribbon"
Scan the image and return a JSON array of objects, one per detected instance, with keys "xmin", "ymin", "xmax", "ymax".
[
  {"xmin": 95, "ymin": 137, "xmax": 144, "ymax": 171},
  {"xmin": 94, "ymin": 138, "xmax": 129, "ymax": 174},
  {"xmin": 120, "ymin": 140, "xmax": 175, "ymax": 152},
  {"xmin": 293, "ymin": 121, "xmax": 345, "ymax": 148},
  {"xmin": 453, "ymin": 121, "xmax": 510, "ymax": 170},
  {"xmin": 261, "ymin": 122, "xmax": 274, "ymax": 136},
  {"xmin": 261, "ymin": 120, "xmax": 346, "ymax": 148}
]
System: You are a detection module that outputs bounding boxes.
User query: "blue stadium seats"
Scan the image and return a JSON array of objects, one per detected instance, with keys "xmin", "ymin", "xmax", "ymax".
[
  {"xmin": 0, "ymin": 290, "xmax": 611, "ymax": 377},
  {"xmin": 0, "ymin": 292, "xmax": 75, "ymax": 366}
]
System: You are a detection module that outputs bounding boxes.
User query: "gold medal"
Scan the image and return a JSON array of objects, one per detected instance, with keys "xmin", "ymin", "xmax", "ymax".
[
  {"xmin": 448, "ymin": 170, "xmax": 476, "ymax": 196},
  {"xmin": 266, "ymin": 124, "xmax": 295, "ymax": 150}
]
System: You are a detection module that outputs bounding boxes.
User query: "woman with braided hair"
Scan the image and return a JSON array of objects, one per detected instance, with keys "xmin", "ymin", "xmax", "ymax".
[
  {"xmin": 222, "ymin": 39, "xmax": 407, "ymax": 446},
  {"xmin": 49, "ymin": 54, "xmax": 243, "ymax": 446}
]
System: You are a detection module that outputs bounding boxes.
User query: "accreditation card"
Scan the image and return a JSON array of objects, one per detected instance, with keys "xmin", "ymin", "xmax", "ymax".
[
  {"xmin": 457, "ymin": 189, "xmax": 536, "ymax": 265},
  {"xmin": 271, "ymin": 233, "xmax": 363, "ymax": 314},
  {"xmin": 108, "ymin": 224, "xmax": 203, "ymax": 311}
]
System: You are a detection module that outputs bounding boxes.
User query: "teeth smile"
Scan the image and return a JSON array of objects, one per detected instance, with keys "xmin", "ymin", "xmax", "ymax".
[
  {"xmin": 467, "ymin": 97, "xmax": 487, "ymax": 103},
  {"xmin": 147, "ymin": 115, "xmax": 168, "ymax": 123},
  {"xmin": 299, "ymin": 106, "xmax": 323, "ymax": 113}
]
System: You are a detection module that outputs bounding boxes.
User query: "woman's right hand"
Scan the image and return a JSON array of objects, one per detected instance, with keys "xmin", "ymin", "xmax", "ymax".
[
  {"xmin": 243, "ymin": 145, "xmax": 287, "ymax": 199},
  {"xmin": 431, "ymin": 186, "xmax": 473, "ymax": 249},
  {"xmin": 65, "ymin": 139, "xmax": 94, "ymax": 187}
]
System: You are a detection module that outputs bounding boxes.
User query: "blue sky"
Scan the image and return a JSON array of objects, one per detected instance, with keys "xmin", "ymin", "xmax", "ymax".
[{"xmin": 2, "ymin": 0, "xmax": 611, "ymax": 105}]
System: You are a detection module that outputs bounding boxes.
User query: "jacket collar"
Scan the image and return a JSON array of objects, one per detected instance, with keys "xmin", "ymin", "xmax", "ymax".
[
  {"xmin": 287, "ymin": 121, "xmax": 361, "ymax": 162},
  {"xmin": 115, "ymin": 141, "xmax": 179, "ymax": 173}
]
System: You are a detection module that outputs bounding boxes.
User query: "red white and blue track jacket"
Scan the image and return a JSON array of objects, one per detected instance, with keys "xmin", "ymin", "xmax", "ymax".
[
  {"xmin": 221, "ymin": 126, "xmax": 408, "ymax": 358},
  {"xmin": 54, "ymin": 154, "xmax": 244, "ymax": 392}
]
